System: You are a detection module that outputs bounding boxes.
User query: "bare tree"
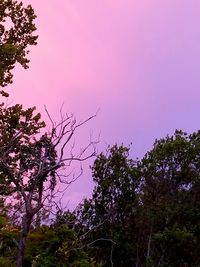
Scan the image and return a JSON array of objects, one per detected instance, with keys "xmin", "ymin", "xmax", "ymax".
[{"xmin": 0, "ymin": 103, "xmax": 97, "ymax": 267}]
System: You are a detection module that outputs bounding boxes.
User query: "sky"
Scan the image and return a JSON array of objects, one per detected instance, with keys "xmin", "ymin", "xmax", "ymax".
[{"xmin": 8, "ymin": 0, "xmax": 200, "ymax": 208}]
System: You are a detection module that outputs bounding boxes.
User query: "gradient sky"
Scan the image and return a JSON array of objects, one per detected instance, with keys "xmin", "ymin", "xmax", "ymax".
[{"xmin": 8, "ymin": 0, "xmax": 200, "ymax": 208}]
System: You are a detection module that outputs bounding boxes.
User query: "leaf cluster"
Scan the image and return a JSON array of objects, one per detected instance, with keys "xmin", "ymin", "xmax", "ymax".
[{"xmin": 0, "ymin": 0, "xmax": 37, "ymax": 88}]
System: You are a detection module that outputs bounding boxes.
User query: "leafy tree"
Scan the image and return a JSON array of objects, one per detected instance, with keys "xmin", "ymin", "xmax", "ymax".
[
  {"xmin": 138, "ymin": 130, "xmax": 200, "ymax": 266},
  {"xmin": 77, "ymin": 145, "xmax": 140, "ymax": 266},
  {"xmin": 0, "ymin": 0, "xmax": 37, "ymax": 90}
]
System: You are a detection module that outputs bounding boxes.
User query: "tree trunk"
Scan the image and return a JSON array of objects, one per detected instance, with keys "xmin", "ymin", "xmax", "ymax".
[
  {"xmin": 16, "ymin": 236, "xmax": 26, "ymax": 267},
  {"xmin": 16, "ymin": 215, "xmax": 32, "ymax": 267},
  {"xmin": 146, "ymin": 223, "xmax": 153, "ymax": 266}
]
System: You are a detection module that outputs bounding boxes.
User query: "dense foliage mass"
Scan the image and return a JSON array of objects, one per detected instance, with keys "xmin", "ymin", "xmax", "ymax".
[
  {"xmin": 73, "ymin": 133, "xmax": 200, "ymax": 266},
  {"xmin": 2, "ymin": 131, "xmax": 200, "ymax": 266}
]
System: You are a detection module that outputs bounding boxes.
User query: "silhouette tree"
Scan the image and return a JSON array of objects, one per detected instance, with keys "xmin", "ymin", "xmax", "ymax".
[{"xmin": 0, "ymin": 103, "xmax": 96, "ymax": 267}]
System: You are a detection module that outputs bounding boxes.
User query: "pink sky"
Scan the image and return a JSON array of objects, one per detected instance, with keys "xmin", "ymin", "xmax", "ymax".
[{"xmin": 8, "ymin": 0, "xmax": 200, "ymax": 208}]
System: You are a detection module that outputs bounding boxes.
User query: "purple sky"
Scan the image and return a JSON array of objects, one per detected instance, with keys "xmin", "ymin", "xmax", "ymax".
[{"xmin": 9, "ymin": 0, "xmax": 200, "ymax": 208}]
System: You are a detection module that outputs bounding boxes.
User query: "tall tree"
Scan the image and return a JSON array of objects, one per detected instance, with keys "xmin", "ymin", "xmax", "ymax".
[
  {"xmin": 77, "ymin": 145, "xmax": 140, "ymax": 266},
  {"xmin": 0, "ymin": 0, "xmax": 37, "ymax": 90},
  {"xmin": 0, "ymin": 102, "xmax": 96, "ymax": 267},
  {"xmin": 138, "ymin": 130, "xmax": 200, "ymax": 266}
]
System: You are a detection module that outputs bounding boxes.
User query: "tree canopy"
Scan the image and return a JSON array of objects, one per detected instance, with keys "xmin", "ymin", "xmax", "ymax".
[
  {"xmin": 0, "ymin": 0, "xmax": 37, "ymax": 89},
  {"xmin": 74, "ymin": 131, "xmax": 200, "ymax": 266}
]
